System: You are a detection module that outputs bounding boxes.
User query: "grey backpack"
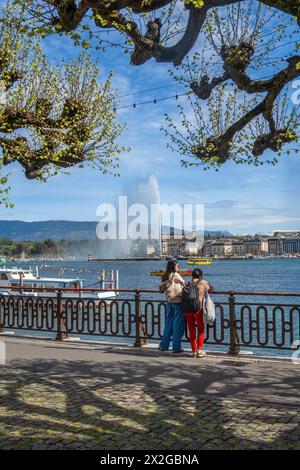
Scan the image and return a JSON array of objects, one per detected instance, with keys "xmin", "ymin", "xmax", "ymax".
[{"xmin": 202, "ymin": 290, "xmax": 216, "ymax": 325}]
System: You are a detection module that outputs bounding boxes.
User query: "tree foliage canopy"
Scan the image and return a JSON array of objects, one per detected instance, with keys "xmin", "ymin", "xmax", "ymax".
[
  {"xmin": 0, "ymin": 2, "xmax": 126, "ymax": 206},
  {"xmin": 16, "ymin": 0, "xmax": 300, "ymax": 170},
  {"xmin": 16, "ymin": 1, "xmax": 299, "ymax": 65},
  {"xmin": 164, "ymin": 2, "xmax": 300, "ymax": 168}
]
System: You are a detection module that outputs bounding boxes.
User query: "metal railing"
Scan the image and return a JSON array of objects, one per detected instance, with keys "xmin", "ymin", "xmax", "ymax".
[{"xmin": 0, "ymin": 287, "xmax": 299, "ymax": 355}]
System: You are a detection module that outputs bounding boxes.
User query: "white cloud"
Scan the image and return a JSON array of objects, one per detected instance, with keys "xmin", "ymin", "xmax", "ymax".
[{"xmin": 204, "ymin": 199, "xmax": 300, "ymax": 232}]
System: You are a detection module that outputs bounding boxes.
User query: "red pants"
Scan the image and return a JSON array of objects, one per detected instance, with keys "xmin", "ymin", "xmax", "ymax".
[{"xmin": 185, "ymin": 310, "xmax": 205, "ymax": 352}]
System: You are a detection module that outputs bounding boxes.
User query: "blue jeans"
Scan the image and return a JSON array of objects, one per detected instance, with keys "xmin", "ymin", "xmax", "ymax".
[{"xmin": 159, "ymin": 302, "xmax": 185, "ymax": 352}]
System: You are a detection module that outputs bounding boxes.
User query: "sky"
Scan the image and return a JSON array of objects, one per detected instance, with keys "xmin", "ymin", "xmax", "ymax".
[{"xmin": 1, "ymin": 2, "xmax": 300, "ymax": 235}]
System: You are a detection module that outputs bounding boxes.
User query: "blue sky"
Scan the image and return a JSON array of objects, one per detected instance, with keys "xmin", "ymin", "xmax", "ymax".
[{"xmin": 1, "ymin": 5, "xmax": 300, "ymax": 235}]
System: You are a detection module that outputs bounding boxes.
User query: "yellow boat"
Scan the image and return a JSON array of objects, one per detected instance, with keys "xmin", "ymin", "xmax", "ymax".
[{"xmin": 187, "ymin": 258, "xmax": 213, "ymax": 266}]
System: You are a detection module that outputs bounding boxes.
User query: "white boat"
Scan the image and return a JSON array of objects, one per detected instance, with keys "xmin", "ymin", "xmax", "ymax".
[{"xmin": 0, "ymin": 266, "xmax": 119, "ymax": 302}]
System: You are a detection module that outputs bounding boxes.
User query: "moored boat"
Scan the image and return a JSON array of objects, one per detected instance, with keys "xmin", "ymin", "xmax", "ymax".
[{"xmin": 0, "ymin": 267, "xmax": 119, "ymax": 303}]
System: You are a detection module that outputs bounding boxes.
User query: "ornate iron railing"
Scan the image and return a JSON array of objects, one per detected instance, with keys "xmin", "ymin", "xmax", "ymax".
[{"xmin": 0, "ymin": 287, "xmax": 299, "ymax": 355}]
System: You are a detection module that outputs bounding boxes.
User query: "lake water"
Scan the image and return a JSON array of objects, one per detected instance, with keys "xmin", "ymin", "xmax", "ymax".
[
  {"xmin": 3, "ymin": 258, "xmax": 300, "ymax": 358},
  {"xmin": 6, "ymin": 257, "xmax": 300, "ymax": 293}
]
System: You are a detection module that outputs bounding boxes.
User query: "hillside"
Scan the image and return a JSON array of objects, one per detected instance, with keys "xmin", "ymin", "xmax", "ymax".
[{"xmin": 0, "ymin": 220, "xmax": 232, "ymax": 241}]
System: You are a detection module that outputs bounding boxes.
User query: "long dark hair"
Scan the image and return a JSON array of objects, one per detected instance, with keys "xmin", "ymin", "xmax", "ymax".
[
  {"xmin": 192, "ymin": 268, "xmax": 203, "ymax": 280},
  {"xmin": 162, "ymin": 259, "xmax": 178, "ymax": 281}
]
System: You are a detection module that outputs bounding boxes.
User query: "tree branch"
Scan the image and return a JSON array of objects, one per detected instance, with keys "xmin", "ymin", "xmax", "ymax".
[{"xmin": 194, "ymin": 55, "xmax": 300, "ymax": 163}]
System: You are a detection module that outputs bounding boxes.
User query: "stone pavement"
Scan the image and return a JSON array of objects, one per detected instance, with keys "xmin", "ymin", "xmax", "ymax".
[{"xmin": 0, "ymin": 336, "xmax": 299, "ymax": 450}]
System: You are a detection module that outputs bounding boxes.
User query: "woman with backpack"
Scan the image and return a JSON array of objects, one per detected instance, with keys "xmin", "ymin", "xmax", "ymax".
[
  {"xmin": 183, "ymin": 268, "xmax": 213, "ymax": 358},
  {"xmin": 159, "ymin": 259, "xmax": 186, "ymax": 353}
]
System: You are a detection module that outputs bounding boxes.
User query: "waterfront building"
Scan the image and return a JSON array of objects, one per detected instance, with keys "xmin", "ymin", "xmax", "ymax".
[
  {"xmin": 146, "ymin": 245, "xmax": 156, "ymax": 256},
  {"xmin": 267, "ymin": 237, "xmax": 300, "ymax": 255},
  {"xmin": 163, "ymin": 232, "xmax": 300, "ymax": 258},
  {"xmin": 244, "ymin": 238, "xmax": 262, "ymax": 255},
  {"xmin": 281, "ymin": 237, "xmax": 300, "ymax": 254},
  {"xmin": 268, "ymin": 237, "xmax": 280, "ymax": 255},
  {"xmin": 184, "ymin": 241, "xmax": 198, "ymax": 256},
  {"xmin": 203, "ymin": 240, "xmax": 233, "ymax": 257},
  {"xmin": 231, "ymin": 241, "xmax": 246, "ymax": 256},
  {"xmin": 260, "ymin": 238, "xmax": 269, "ymax": 253},
  {"xmin": 244, "ymin": 238, "xmax": 269, "ymax": 255},
  {"xmin": 162, "ymin": 232, "xmax": 200, "ymax": 257},
  {"xmin": 161, "ymin": 233, "xmax": 185, "ymax": 257}
]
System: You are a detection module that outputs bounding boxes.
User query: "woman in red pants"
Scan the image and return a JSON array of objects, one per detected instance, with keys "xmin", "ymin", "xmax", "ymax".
[{"xmin": 185, "ymin": 268, "xmax": 213, "ymax": 358}]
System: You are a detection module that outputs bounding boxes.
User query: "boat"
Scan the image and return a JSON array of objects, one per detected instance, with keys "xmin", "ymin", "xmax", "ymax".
[
  {"xmin": 150, "ymin": 269, "xmax": 192, "ymax": 277},
  {"xmin": 187, "ymin": 258, "xmax": 213, "ymax": 266},
  {"xmin": 0, "ymin": 266, "xmax": 119, "ymax": 303}
]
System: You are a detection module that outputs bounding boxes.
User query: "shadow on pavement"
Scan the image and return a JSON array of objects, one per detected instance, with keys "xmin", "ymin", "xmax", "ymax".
[{"xmin": 0, "ymin": 347, "xmax": 299, "ymax": 450}]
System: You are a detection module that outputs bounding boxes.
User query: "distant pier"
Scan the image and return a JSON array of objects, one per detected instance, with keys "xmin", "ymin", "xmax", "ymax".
[{"xmin": 88, "ymin": 257, "xmax": 165, "ymax": 262}]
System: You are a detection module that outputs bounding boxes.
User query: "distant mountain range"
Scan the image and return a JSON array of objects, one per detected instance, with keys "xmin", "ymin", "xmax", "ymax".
[{"xmin": 0, "ymin": 220, "xmax": 232, "ymax": 241}]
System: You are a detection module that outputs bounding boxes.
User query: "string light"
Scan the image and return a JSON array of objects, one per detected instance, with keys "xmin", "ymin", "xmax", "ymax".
[{"xmin": 115, "ymin": 91, "xmax": 191, "ymax": 111}]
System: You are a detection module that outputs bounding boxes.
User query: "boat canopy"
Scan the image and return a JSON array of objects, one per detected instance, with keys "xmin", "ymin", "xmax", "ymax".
[
  {"xmin": 23, "ymin": 277, "xmax": 85, "ymax": 284},
  {"xmin": 0, "ymin": 268, "xmax": 85, "ymax": 285}
]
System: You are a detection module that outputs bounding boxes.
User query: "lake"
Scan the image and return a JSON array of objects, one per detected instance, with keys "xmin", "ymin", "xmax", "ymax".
[{"xmin": 6, "ymin": 257, "xmax": 300, "ymax": 293}]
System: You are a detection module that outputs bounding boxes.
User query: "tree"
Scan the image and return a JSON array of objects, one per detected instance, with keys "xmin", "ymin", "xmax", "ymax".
[
  {"xmin": 17, "ymin": 0, "xmax": 300, "ymax": 168},
  {"xmin": 163, "ymin": 2, "xmax": 300, "ymax": 168},
  {"xmin": 0, "ymin": 2, "xmax": 127, "ymax": 206},
  {"xmin": 16, "ymin": 1, "xmax": 299, "ymax": 65}
]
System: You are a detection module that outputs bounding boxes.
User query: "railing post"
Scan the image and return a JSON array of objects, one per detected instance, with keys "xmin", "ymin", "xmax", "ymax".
[
  {"xmin": 55, "ymin": 289, "xmax": 66, "ymax": 341},
  {"xmin": 134, "ymin": 289, "xmax": 147, "ymax": 347},
  {"xmin": 0, "ymin": 297, "xmax": 4, "ymax": 334},
  {"xmin": 228, "ymin": 292, "xmax": 239, "ymax": 355}
]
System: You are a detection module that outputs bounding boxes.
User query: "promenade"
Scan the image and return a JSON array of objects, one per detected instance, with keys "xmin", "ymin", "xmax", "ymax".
[{"xmin": 0, "ymin": 336, "xmax": 299, "ymax": 450}]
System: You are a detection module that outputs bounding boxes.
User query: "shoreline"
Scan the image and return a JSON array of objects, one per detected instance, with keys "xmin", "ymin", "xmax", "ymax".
[{"xmin": 3, "ymin": 255, "xmax": 300, "ymax": 263}]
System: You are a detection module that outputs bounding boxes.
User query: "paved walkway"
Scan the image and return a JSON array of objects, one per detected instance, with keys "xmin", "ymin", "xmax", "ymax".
[{"xmin": 0, "ymin": 336, "xmax": 299, "ymax": 450}]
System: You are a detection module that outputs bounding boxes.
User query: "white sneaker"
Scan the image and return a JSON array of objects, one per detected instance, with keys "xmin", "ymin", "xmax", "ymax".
[{"xmin": 196, "ymin": 350, "xmax": 207, "ymax": 358}]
